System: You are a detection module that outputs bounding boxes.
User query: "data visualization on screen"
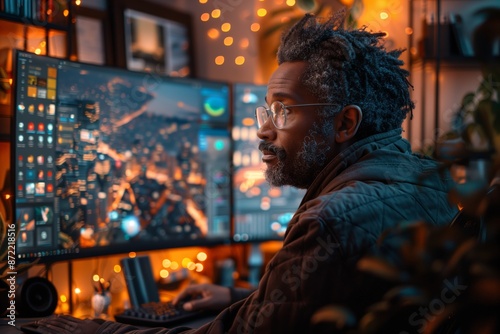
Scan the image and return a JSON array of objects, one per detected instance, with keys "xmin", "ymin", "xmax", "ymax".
[
  {"xmin": 231, "ymin": 83, "xmax": 305, "ymax": 242},
  {"xmin": 13, "ymin": 51, "xmax": 232, "ymax": 263}
]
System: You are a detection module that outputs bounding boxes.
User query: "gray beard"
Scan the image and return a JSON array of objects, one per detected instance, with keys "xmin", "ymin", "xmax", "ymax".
[{"xmin": 265, "ymin": 130, "xmax": 332, "ymax": 189}]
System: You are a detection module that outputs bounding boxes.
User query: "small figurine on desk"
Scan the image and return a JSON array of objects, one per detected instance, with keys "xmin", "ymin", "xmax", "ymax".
[{"xmin": 91, "ymin": 279, "xmax": 111, "ymax": 318}]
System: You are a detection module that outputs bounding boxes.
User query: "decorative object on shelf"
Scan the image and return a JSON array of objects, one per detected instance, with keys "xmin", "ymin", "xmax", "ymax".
[
  {"xmin": 110, "ymin": 0, "xmax": 195, "ymax": 77},
  {"xmin": 471, "ymin": 7, "xmax": 500, "ymax": 60},
  {"xmin": 92, "ymin": 286, "xmax": 112, "ymax": 317}
]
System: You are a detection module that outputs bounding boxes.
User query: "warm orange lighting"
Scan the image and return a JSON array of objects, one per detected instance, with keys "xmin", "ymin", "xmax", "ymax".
[
  {"xmin": 113, "ymin": 265, "xmax": 121, "ymax": 273},
  {"xmin": 5, "ymin": 194, "xmax": 11, "ymax": 200},
  {"xmin": 63, "ymin": 9, "xmax": 69, "ymax": 17},
  {"xmin": 257, "ymin": 8, "xmax": 267, "ymax": 17},
  {"xmin": 268, "ymin": 187, "xmax": 282, "ymax": 198},
  {"xmin": 260, "ymin": 198, "xmax": 271, "ymax": 210},
  {"xmin": 92, "ymin": 274, "xmax": 100, "ymax": 282},
  {"xmin": 242, "ymin": 117, "xmax": 255, "ymax": 127},
  {"xmin": 215, "ymin": 56, "xmax": 225, "ymax": 65},
  {"xmin": 208, "ymin": 28, "xmax": 220, "ymax": 39},
  {"xmin": 200, "ymin": 13, "xmax": 210, "ymax": 21},
  {"xmin": 235, "ymin": 56, "xmax": 245, "ymax": 65},
  {"xmin": 34, "ymin": 49, "xmax": 41, "ymax": 55},
  {"xmin": 224, "ymin": 37, "xmax": 233, "ymax": 46},
  {"xmin": 74, "ymin": 288, "xmax": 81, "ymax": 294},
  {"xmin": 170, "ymin": 261, "xmax": 179, "ymax": 270},
  {"xmin": 162, "ymin": 259, "xmax": 171, "ymax": 268},
  {"xmin": 197, "ymin": 252, "xmax": 208, "ymax": 262},
  {"xmin": 239, "ymin": 38, "xmax": 250, "ymax": 49},
  {"xmin": 75, "ymin": 0, "xmax": 81, "ymax": 5},
  {"xmin": 195, "ymin": 263, "xmax": 204, "ymax": 272},
  {"xmin": 405, "ymin": 27, "xmax": 414, "ymax": 35},
  {"xmin": 379, "ymin": 12, "xmax": 389, "ymax": 20},
  {"xmin": 182, "ymin": 258, "xmax": 192, "ymax": 268},
  {"xmin": 187, "ymin": 262, "xmax": 196, "ymax": 270},
  {"xmin": 60, "ymin": 295, "xmax": 67, "ymax": 303},
  {"xmin": 271, "ymin": 222, "xmax": 281, "ymax": 231},
  {"xmin": 211, "ymin": 9, "xmax": 221, "ymax": 18},
  {"xmin": 250, "ymin": 23, "xmax": 260, "ymax": 32},
  {"xmin": 286, "ymin": 0, "xmax": 296, "ymax": 6},
  {"xmin": 160, "ymin": 269, "xmax": 169, "ymax": 278},
  {"xmin": 129, "ymin": 252, "xmax": 136, "ymax": 258},
  {"xmin": 199, "ymin": 0, "xmax": 208, "ymax": 3},
  {"xmin": 221, "ymin": 23, "xmax": 231, "ymax": 32}
]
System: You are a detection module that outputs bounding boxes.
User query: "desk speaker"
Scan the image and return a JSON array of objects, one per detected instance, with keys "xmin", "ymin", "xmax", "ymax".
[{"xmin": 17, "ymin": 277, "xmax": 58, "ymax": 317}]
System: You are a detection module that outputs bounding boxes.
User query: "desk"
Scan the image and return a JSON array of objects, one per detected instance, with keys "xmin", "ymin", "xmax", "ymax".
[{"xmin": 1, "ymin": 314, "xmax": 216, "ymax": 333}]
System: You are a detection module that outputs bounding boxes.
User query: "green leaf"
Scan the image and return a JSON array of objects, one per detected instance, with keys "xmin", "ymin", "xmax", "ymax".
[
  {"xmin": 460, "ymin": 92, "xmax": 475, "ymax": 110},
  {"xmin": 477, "ymin": 78, "xmax": 493, "ymax": 100},
  {"xmin": 474, "ymin": 100, "xmax": 497, "ymax": 146}
]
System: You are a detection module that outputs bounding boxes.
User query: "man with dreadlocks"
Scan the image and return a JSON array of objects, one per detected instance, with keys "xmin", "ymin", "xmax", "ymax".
[{"xmin": 25, "ymin": 11, "xmax": 457, "ymax": 334}]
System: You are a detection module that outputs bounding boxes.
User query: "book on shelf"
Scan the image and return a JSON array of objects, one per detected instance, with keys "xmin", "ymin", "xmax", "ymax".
[{"xmin": 1, "ymin": 0, "xmax": 68, "ymax": 24}]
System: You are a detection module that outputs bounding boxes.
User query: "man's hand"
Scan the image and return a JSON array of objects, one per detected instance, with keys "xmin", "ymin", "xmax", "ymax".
[{"xmin": 172, "ymin": 284, "xmax": 231, "ymax": 312}]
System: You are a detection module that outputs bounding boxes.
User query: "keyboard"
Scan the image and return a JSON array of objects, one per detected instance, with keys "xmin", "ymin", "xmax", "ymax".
[{"xmin": 114, "ymin": 300, "xmax": 203, "ymax": 327}]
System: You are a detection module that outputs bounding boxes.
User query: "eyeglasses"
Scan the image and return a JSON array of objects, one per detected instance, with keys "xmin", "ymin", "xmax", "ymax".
[{"xmin": 255, "ymin": 101, "xmax": 338, "ymax": 129}]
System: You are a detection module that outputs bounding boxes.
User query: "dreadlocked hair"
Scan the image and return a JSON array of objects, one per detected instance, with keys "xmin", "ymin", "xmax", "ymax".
[{"xmin": 277, "ymin": 11, "xmax": 414, "ymax": 139}]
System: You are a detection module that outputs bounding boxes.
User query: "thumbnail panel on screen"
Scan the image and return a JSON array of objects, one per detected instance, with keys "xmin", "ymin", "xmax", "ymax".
[
  {"xmin": 232, "ymin": 83, "xmax": 305, "ymax": 242},
  {"xmin": 13, "ymin": 51, "xmax": 231, "ymax": 262}
]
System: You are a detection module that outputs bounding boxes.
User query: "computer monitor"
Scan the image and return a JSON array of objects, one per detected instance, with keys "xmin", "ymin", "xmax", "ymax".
[
  {"xmin": 12, "ymin": 51, "xmax": 232, "ymax": 263},
  {"xmin": 231, "ymin": 83, "xmax": 305, "ymax": 242}
]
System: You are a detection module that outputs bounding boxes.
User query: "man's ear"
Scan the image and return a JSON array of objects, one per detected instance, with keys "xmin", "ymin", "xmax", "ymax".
[{"xmin": 334, "ymin": 105, "xmax": 362, "ymax": 143}]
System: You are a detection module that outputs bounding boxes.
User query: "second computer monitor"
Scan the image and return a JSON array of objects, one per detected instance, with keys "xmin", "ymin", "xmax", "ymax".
[{"xmin": 232, "ymin": 83, "xmax": 305, "ymax": 242}]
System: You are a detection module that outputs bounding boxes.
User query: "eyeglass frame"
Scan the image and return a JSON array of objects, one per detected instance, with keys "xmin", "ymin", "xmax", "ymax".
[{"xmin": 254, "ymin": 101, "xmax": 338, "ymax": 129}]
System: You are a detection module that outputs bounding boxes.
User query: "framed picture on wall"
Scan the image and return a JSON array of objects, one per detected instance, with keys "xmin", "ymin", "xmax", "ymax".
[
  {"xmin": 111, "ymin": 0, "xmax": 195, "ymax": 77},
  {"xmin": 74, "ymin": 6, "xmax": 113, "ymax": 65}
]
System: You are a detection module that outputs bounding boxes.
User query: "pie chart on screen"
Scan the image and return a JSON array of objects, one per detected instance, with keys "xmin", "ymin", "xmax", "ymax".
[{"xmin": 204, "ymin": 96, "xmax": 226, "ymax": 117}]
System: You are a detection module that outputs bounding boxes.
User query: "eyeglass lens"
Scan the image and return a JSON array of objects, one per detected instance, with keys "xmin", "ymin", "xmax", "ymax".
[{"xmin": 255, "ymin": 102, "xmax": 286, "ymax": 129}]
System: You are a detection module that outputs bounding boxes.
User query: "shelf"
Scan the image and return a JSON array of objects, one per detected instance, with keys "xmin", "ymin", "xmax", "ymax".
[{"xmin": 0, "ymin": 11, "xmax": 69, "ymax": 31}]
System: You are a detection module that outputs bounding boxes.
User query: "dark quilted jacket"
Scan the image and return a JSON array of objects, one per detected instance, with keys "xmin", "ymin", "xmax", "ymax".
[{"xmin": 96, "ymin": 129, "xmax": 458, "ymax": 334}]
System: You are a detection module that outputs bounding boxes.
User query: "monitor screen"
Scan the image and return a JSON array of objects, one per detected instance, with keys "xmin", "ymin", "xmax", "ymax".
[
  {"xmin": 231, "ymin": 83, "xmax": 305, "ymax": 242},
  {"xmin": 12, "ymin": 51, "xmax": 232, "ymax": 263}
]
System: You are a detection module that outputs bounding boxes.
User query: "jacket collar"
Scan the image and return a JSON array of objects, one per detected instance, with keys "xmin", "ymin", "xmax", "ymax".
[{"xmin": 300, "ymin": 128, "xmax": 408, "ymax": 203}]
